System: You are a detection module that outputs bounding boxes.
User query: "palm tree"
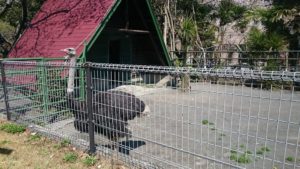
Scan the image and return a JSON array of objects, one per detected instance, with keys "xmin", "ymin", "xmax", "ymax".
[
  {"xmin": 178, "ymin": 17, "xmax": 198, "ymax": 66},
  {"xmin": 178, "ymin": 17, "xmax": 198, "ymax": 92}
]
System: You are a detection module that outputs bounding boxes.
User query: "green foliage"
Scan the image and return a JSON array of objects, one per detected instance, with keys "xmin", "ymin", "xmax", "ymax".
[
  {"xmin": 218, "ymin": 0, "xmax": 247, "ymax": 26},
  {"xmin": 256, "ymin": 150, "xmax": 264, "ymax": 155},
  {"xmin": 230, "ymin": 151, "xmax": 251, "ymax": 164},
  {"xmin": 179, "ymin": 17, "xmax": 198, "ymax": 66},
  {"xmin": 247, "ymin": 28, "xmax": 286, "ymax": 51},
  {"xmin": 60, "ymin": 139, "xmax": 71, "ymax": 148},
  {"xmin": 63, "ymin": 153, "xmax": 78, "ymax": 163},
  {"xmin": 54, "ymin": 139, "xmax": 71, "ymax": 149},
  {"xmin": 261, "ymin": 147, "xmax": 270, "ymax": 152},
  {"xmin": 286, "ymin": 156, "xmax": 294, "ymax": 162},
  {"xmin": 29, "ymin": 134, "xmax": 42, "ymax": 141},
  {"xmin": 256, "ymin": 146, "xmax": 271, "ymax": 155},
  {"xmin": 82, "ymin": 156, "xmax": 97, "ymax": 166},
  {"xmin": 230, "ymin": 154, "xmax": 238, "ymax": 161},
  {"xmin": 0, "ymin": 21, "xmax": 15, "ymax": 43},
  {"xmin": 0, "ymin": 140, "xmax": 11, "ymax": 145},
  {"xmin": 237, "ymin": 153, "xmax": 251, "ymax": 164},
  {"xmin": 0, "ymin": 0, "xmax": 45, "ymax": 45},
  {"xmin": 179, "ymin": 17, "xmax": 198, "ymax": 47},
  {"xmin": 0, "ymin": 123, "xmax": 26, "ymax": 134},
  {"xmin": 202, "ymin": 120, "xmax": 209, "ymax": 125},
  {"xmin": 244, "ymin": 1, "xmax": 299, "ymax": 51}
]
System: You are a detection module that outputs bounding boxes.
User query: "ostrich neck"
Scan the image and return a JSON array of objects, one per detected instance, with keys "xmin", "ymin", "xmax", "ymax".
[{"xmin": 67, "ymin": 55, "xmax": 77, "ymax": 94}]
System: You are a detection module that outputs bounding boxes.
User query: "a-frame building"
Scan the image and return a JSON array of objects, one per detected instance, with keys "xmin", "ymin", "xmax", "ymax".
[{"xmin": 9, "ymin": 0, "xmax": 171, "ymax": 66}]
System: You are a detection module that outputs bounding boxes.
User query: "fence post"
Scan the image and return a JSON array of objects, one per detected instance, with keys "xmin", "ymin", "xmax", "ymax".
[
  {"xmin": 0, "ymin": 61, "xmax": 11, "ymax": 121},
  {"xmin": 40, "ymin": 59, "xmax": 49, "ymax": 114},
  {"xmin": 85, "ymin": 63, "xmax": 96, "ymax": 154}
]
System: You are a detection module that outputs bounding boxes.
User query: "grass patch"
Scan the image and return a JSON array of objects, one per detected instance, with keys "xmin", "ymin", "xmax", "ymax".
[
  {"xmin": 28, "ymin": 134, "xmax": 42, "ymax": 142},
  {"xmin": 261, "ymin": 147, "xmax": 270, "ymax": 152},
  {"xmin": 60, "ymin": 139, "xmax": 71, "ymax": 147},
  {"xmin": 256, "ymin": 150, "xmax": 264, "ymax": 155},
  {"xmin": 220, "ymin": 133, "xmax": 226, "ymax": 137},
  {"xmin": 230, "ymin": 154, "xmax": 238, "ymax": 161},
  {"xmin": 237, "ymin": 153, "xmax": 251, "ymax": 164},
  {"xmin": 0, "ymin": 123, "xmax": 26, "ymax": 134},
  {"xmin": 0, "ymin": 140, "xmax": 10, "ymax": 145},
  {"xmin": 286, "ymin": 156, "xmax": 294, "ymax": 162},
  {"xmin": 210, "ymin": 127, "xmax": 216, "ymax": 131},
  {"xmin": 202, "ymin": 120, "xmax": 209, "ymax": 125},
  {"xmin": 0, "ymin": 120, "xmax": 126, "ymax": 168},
  {"xmin": 54, "ymin": 139, "xmax": 71, "ymax": 149},
  {"xmin": 245, "ymin": 150, "xmax": 252, "ymax": 154},
  {"xmin": 240, "ymin": 144, "xmax": 245, "ymax": 149},
  {"xmin": 256, "ymin": 146, "xmax": 271, "ymax": 155},
  {"xmin": 230, "ymin": 150, "xmax": 252, "ymax": 164},
  {"xmin": 82, "ymin": 155, "xmax": 97, "ymax": 166},
  {"xmin": 201, "ymin": 120, "xmax": 215, "ymax": 126},
  {"xmin": 63, "ymin": 152, "xmax": 78, "ymax": 163}
]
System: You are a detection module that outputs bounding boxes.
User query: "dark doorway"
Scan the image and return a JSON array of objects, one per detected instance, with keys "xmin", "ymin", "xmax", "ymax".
[
  {"xmin": 109, "ymin": 40, "xmax": 121, "ymax": 64},
  {"xmin": 109, "ymin": 40, "xmax": 121, "ymax": 87}
]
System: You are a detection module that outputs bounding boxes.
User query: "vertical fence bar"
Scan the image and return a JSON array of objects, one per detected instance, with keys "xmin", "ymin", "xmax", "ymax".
[
  {"xmin": 0, "ymin": 61, "xmax": 11, "ymax": 120},
  {"xmin": 86, "ymin": 63, "xmax": 96, "ymax": 154},
  {"xmin": 40, "ymin": 59, "xmax": 49, "ymax": 114}
]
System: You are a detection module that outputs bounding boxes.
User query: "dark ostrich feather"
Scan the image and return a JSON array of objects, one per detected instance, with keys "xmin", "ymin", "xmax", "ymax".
[{"xmin": 67, "ymin": 90, "xmax": 146, "ymax": 141}]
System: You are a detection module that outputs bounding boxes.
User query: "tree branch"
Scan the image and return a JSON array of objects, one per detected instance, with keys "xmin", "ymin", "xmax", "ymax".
[{"xmin": 0, "ymin": 0, "xmax": 13, "ymax": 18}]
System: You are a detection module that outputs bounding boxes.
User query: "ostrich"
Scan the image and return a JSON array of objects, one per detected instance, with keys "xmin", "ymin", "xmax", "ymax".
[{"xmin": 62, "ymin": 48, "xmax": 148, "ymax": 149}]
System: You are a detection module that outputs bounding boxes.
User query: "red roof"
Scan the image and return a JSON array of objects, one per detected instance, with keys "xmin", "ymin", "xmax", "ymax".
[{"xmin": 9, "ymin": 0, "xmax": 115, "ymax": 58}]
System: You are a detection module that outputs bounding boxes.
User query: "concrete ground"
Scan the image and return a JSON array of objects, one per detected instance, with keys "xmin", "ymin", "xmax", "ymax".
[{"xmin": 1, "ymin": 83, "xmax": 300, "ymax": 169}]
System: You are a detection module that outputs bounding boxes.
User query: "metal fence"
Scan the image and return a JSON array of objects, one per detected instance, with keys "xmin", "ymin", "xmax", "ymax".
[
  {"xmin": 171, "ymin": 51, "xmax": 300, "ymax": 72},
  {"xmin": 0, "ymin": 61, "xmax": 300, "ymax": 169}
]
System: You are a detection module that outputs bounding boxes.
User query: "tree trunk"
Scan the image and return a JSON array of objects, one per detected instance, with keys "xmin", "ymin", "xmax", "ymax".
[
  {"xmin": 163, "ymin": 2, "xmax": 168, "ymax": 45},
  {"xmin": 180, "ymin": 47, "xmax": 190, "ymax": 92},
  {"xmin": 14, "ymin": 0, "xmax": 28, "ymax": 41}
]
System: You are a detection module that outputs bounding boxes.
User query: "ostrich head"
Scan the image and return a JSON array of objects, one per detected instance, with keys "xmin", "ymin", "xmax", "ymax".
[{"xmin": 61, "ymin": 48, "xmax": 76, "ymax": 60}]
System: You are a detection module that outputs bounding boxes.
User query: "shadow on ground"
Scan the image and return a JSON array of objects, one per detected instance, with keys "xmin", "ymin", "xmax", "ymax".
[
  {"xmin": 101, "ymin": 140, "xmax": 146, "ymax": 155},
  {"xmin": 0, "ymin": 148, "xmax": 13, "ymax": 155}
]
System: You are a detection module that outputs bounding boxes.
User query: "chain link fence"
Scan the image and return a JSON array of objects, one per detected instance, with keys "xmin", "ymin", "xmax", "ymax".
[{"xmin": 0, "ymin": 60, "xmax": 300, "ymax": 169}]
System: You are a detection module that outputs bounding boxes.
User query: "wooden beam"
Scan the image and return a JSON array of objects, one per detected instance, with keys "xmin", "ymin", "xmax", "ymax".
[
  {"xmin": 104, "ymin": 28, "xmax": 150, "ymax": 34},
  {"xmin": 118, "ymin": 28, "xmax": 150, "ymax": 34}
]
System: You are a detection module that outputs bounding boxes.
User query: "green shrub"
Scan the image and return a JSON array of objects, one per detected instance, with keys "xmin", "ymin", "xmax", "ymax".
[
  {"xmin": 0, "ymin": 123, "xmax": 26, "ymax": 134},
  {"xmin": 82, "ymin": 155, "xmax": 97, "ymax": 166},
  {"xmin": 286, "ymin": 156, "xmax": 294, "ymax": 162},
  {"xmin": 63, "ymin": 153, "xmax": 78, "ymax": 163},
  {"xmin": 237, "ymin": 153, "xmax": 251, "ymax": 164},
  {"xmin": 202, "ymin": 120, "xmax": 209, "ymax": 125},
  {"xmin": 29, "ymin": 134, "xmax": 41, "ymax": 141},
  {"xmin": 60, "ymin": 139, "xmax": 71, "ymax": 148}
]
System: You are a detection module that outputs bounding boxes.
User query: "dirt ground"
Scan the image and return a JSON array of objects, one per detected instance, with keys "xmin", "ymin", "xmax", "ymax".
[{"xmin": 0, "ymin": 120, "xmax": 127, "ymax": 169}]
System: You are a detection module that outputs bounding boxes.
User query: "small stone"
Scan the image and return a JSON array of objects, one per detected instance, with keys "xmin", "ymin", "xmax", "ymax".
[{"xmin": 97, "ymin": 165, "xmax": 102, "ymax": 168}]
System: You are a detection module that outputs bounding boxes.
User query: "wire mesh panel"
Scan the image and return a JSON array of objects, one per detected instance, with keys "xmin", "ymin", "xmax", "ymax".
[
  {"xmin": 0, "ymin": 61, "xmax": 300, "ymax": 169},
  {"xmin": 88, "ymin": 63, "xmax": 300, "ymax": 169},
  {"xmin": 0, "ymin": 61, "xmax": 91, "ymax": 147},
  {"xmin": 171, "ymin": 51, "xmax": 300, "ymax": 72}
]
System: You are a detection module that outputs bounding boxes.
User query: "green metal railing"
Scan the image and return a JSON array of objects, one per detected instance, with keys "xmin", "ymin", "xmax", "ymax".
[{"xmin": 0, "ymin": 48, "xmax": 87, "ymax": 121}]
